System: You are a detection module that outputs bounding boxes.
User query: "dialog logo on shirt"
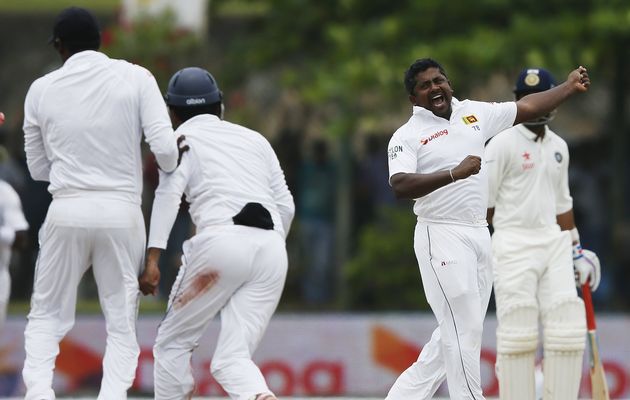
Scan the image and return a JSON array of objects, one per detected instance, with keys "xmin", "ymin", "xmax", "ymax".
[
  {"xmin": 440, "ymin": 260, "xmax": 457, "ymax": 267},
  {"xmin": 420, "ymin": 129, "xmax": 448, "ymax": 145},
  {"xmin": 555, "ymin": 152, "xmax": 562, "ymax": 163},
  {"xmin": 462, "ymin": 115, "xmax": 478, "ymax": 125}
]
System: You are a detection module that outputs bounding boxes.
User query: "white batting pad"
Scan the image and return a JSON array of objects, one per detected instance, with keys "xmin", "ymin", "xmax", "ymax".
[
  {"xmin": 496, "ymin": 301, "xmax": 538, "ymax": 399},
  {"xmin": 541, "ymin": 297, "xmax": 586, "ymax": 399}
]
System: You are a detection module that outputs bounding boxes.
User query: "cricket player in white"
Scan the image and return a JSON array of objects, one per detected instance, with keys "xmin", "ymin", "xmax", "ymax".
[
  {"xmin": 0, "ymin": 179, "xmax": 29, "ymax": 335},
  {"xmin": 485, "ymin": 68, "xmax": 600, "ymax": 400},
  {"xmin": 138, "ymin": 67, "xmax": 294, "ymax": 400},
  {"xmin": 385, "ymin": 58, "xmax": 591, "ymax": 400},
  {"xmin": 22, "ymin": 7, "xmax": 180, "ymax": 400}
]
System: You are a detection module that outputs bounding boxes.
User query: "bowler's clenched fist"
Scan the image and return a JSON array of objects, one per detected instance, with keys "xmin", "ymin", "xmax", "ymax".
[{"xmin": 452, "ymin": 155, "xmax": 481, "ymax": 181}]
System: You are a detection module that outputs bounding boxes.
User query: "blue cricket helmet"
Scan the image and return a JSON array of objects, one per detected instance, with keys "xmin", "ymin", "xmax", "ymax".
[
  {"xmin": 514, "ymin": 68, "xmax": 556, "ymax": 95},
  {"xmin": 514, "ymin": 68, "xmax": 557, "ymax": 125},
  {"xmin": 165, "ymin": 67, "xmax": 223, "ymax": 107}
]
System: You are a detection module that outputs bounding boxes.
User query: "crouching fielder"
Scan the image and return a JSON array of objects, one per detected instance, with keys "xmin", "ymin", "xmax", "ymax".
[
  {"xmin": 485, "ymin": 67, "xmax": 599, "ymax": 399},
  {"xmin": 139, "ymin": 67, "xmax": 295, "ymax": 400}
]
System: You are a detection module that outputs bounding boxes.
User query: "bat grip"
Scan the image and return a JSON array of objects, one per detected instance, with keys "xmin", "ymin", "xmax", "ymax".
[{"xmin": 582, "ymin": 283, "xmax": 597, "ymax": 330}]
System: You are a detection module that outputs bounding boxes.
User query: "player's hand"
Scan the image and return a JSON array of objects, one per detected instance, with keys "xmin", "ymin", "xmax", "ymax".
[
  {"xmin": 452, "ymin": 155, "xmax": 482, "ymax": 181},
  {"xmin": 567, "ymin": 66, "xmax": 590, "ymax": 93},
  {"xmin": 573, "ymin": 246, "xmax": 601, "ymax": 291},
  {"xmin": 139, "ymin": 259, "xmax": 160, "ymax": 296},
  {"xmin": 177, "ymin": 134, "xmax": 189, "ymax": 167}
]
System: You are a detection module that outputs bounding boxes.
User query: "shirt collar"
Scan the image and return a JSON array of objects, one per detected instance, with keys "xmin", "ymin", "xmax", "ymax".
[
  {"xmin": 412, "ymin": 97, "xmax": 461, "ymax": 120},
  {"xmin": 180, "ymin": 113, "xmax": 221, "ymax": 129},
  {"xmin": 63, "ymin": 50, "xmax": 107, "ymax": 66},
  {"xmin": 516, "ymin": 124, "xmax": 550, "ymax": 142}
]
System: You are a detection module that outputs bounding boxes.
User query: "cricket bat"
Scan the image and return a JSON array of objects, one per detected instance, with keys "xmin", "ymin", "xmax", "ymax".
[{"xmin": 582, "ymin": 283, "xmax": 610, "ymax": 400}]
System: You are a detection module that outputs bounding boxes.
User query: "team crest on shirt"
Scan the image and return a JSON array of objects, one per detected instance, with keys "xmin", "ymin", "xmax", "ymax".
[
  {"xmin": 522, "ymin": 150, "xmax": 535, "ymax": 170},
  {"xmin": 462, "ymin": 115, "xmax": 478, "ymax": 125},
  {"xmin": 420, "ymin": 129, "xmax": 449, "ymax": 145},
  {"xmin": 555, "ymin": 152, "xmax": 562, "ymax": 163}
]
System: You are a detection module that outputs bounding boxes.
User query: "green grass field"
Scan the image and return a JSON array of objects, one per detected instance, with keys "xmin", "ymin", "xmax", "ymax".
[{"xmin": 7, "ymin": 298, "xmax": 168, "ymax": 315}]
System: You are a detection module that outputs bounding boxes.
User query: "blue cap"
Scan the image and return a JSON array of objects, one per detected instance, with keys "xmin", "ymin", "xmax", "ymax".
[{"xmin": 514, "ymin": 68, "xmax": 556, "ymax": 95}]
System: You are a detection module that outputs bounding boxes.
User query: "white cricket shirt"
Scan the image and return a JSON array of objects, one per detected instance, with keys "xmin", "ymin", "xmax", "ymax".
[
  {"xmin": 0, "ymin": 180, "xmax": 29, "ymax": 267},
  {"xmin": 485, "ymin": 124, "xmax": 572, "ymax": 230},
  {"xmin": 148, "ymin": 114, "xmax": 295, "ymax": 248},
  {"xmin": 23, "ymin": 50, "xmax": 178, "ymax": 204},
  {"xmin": 388, "ymin": 98, "xmax": 517, "ymax": 226}
]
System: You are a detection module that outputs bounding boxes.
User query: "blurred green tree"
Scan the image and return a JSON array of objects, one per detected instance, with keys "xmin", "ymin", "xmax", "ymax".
[
  {"xmin": 101, "ymin": 11, "xmax": 202, "ymax": 88},
  {"xmin": 215, "ymin": 0, "xmax": 629, "ymax": 310}
]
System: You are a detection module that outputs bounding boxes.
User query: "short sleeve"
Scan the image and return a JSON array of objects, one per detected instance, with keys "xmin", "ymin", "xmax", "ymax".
[
  {"xmin": 481, "ymin": 101, "xmax": 517, "ymax": 142},
  {"xmin": 387, "ymin": 130, "xmax": 418, "ymax": 184},
  {"xmin": 555, "ymin": 141, "xmax": 573, "ymax": 214},
  {"xmin": 484, "ymin": 135, "xmax": 507, "ymax": 209},
  {"xmin": 1, "ymin": 183, "xmax": 29, "ymax": 232}
]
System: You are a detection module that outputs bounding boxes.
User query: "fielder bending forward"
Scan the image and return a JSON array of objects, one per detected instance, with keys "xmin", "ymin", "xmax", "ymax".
[
  {"xmin": 22, "ymin": 7, "xmax": 181, "ymax": 399},
  {"xmin": 385, "ymin": 58, "xmax": 590, "ymax": 400},
  {"xmin": 139, "ymin": 67, "xmax": 295, "ymax": 400},
  {"xmin": 485, "ymin": 68, "xmax": 600, "ymax": 399}
]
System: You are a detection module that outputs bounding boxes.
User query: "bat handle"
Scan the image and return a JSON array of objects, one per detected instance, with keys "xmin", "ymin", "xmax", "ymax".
[{"xmin": 582, "ymin": 283, "xmax": 597, "ymax": 331}]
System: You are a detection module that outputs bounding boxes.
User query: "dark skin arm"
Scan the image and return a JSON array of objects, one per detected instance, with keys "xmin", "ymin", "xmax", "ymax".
[
  {"xmin": 390, "ymin": 155, "xmax": 481, "ymax": 199},
  {"xmin": 12, "ymin": 230, "xmax": 28, "ymax": 251},
  {"xmin": 514, "ymin": 67, "xmax": 590, "ymax": 125},
  {"xmin": 139, "ymin": 247, "xmax": 162, "ymax": 296},
  {"xmin": 486, "ymin": 207, "xmax": 495, "ymax": 226},
  {"xmin": 557, "ymin": 210, "xmax": 578, "ymax": 243}
]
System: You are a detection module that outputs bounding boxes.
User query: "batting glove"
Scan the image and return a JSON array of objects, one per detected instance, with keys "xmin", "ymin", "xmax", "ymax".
[{"xmin": 573, "ymin": 244, "xmax": 601, "ymax": 291}]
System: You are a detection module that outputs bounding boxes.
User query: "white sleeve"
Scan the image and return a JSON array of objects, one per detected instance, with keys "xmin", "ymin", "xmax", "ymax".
[
  {"xmin": 23, "ymin": 81, "xmax": 51, "ymax": 182},
  {"xmin": 147, "ymin": 150, "xmax": 192, "ymax": 249},
  {"xmin": 387, "ymin": 130, "xmax": 418, "ymax": 183},
  {"xmin": 267, "ymin": 142, "xmax": 295, "ymax": 239},
  {"xmin": 481, "ymin": 101, "xmax": 518, "ymax": 142},
  {"xmin": 555, "ymin": 141, "xmax": 573, "ymax": 214},
  {"xmin": 0, "ymin": 183, "xmax": 29, "ymax": 246},
  {"xmin": 138, "ymin": 67, "xmax": 179, "ymax": 173},
  {"xmin": 484, "ymin": 135, "xmax": 507, "ymax": 209}
]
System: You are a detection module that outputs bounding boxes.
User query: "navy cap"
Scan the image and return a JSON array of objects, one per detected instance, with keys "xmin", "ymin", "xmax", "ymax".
[
  {"xmin": 49, "ymin": 7, "xmax": 100, "ymax": 48},
  {"xmin": 514, "ymin": 68, "xmax": 556, "ymax": 95}
]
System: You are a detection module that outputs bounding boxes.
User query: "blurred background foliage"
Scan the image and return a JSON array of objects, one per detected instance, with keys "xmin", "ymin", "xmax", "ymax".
[{"xmin": 1, "ymin": 0, "xmax": 629, "ymax": 313}]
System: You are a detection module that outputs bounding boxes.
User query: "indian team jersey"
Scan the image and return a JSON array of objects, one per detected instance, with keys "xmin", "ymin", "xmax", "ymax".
[
  {"xmin": 388, "ymin": 98, "xmax": 517, "ymax": 226},
  {"xmin": 485, "ymin": 124, "xmax": 572, "ymax": 230}
]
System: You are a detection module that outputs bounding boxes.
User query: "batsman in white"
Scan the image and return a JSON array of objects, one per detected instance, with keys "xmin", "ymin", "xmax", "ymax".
[
  {"xmin": 0, "ymin": 178, "xmax": 29, "ymax": 335},
  {"xmin": 138, "ymin": 67, "xmax": 295, "ymax": 400},
  {"xmin": 385, "ymin": 58, "xmax": 590, "ymax": 400},
  {"xmin": 485, "ymin": 68, "xmax": 600, "ymax": 400},
  {"xmin": 22, "ymin": 7, "xmax": 182, "ymax": 400}
]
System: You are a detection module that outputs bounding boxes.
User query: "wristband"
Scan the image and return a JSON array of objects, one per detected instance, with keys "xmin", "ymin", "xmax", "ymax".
[
  {"xmin": 449, "ymin": 169, "xmax": 455, "ymax": 183},
  {"xmin": 569, "ymin": 227, "xmax": 580, "ymax": 244}
]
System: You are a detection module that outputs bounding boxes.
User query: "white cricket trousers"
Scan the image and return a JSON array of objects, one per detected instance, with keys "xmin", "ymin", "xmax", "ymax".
[
  {"xmin": 491, "ymin": 226, "xmax": 577, "ymax": 320},
  {"xmin": 153, "ymin": 225, "xmax": 288, "ymax": 400},
  {"xmin": 387, "ymin": 222, "xmax": 493, "ymax": 400},
  {"xmin": 23, "ymin": 196, "xmax": 145, "ymax": 400}
]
